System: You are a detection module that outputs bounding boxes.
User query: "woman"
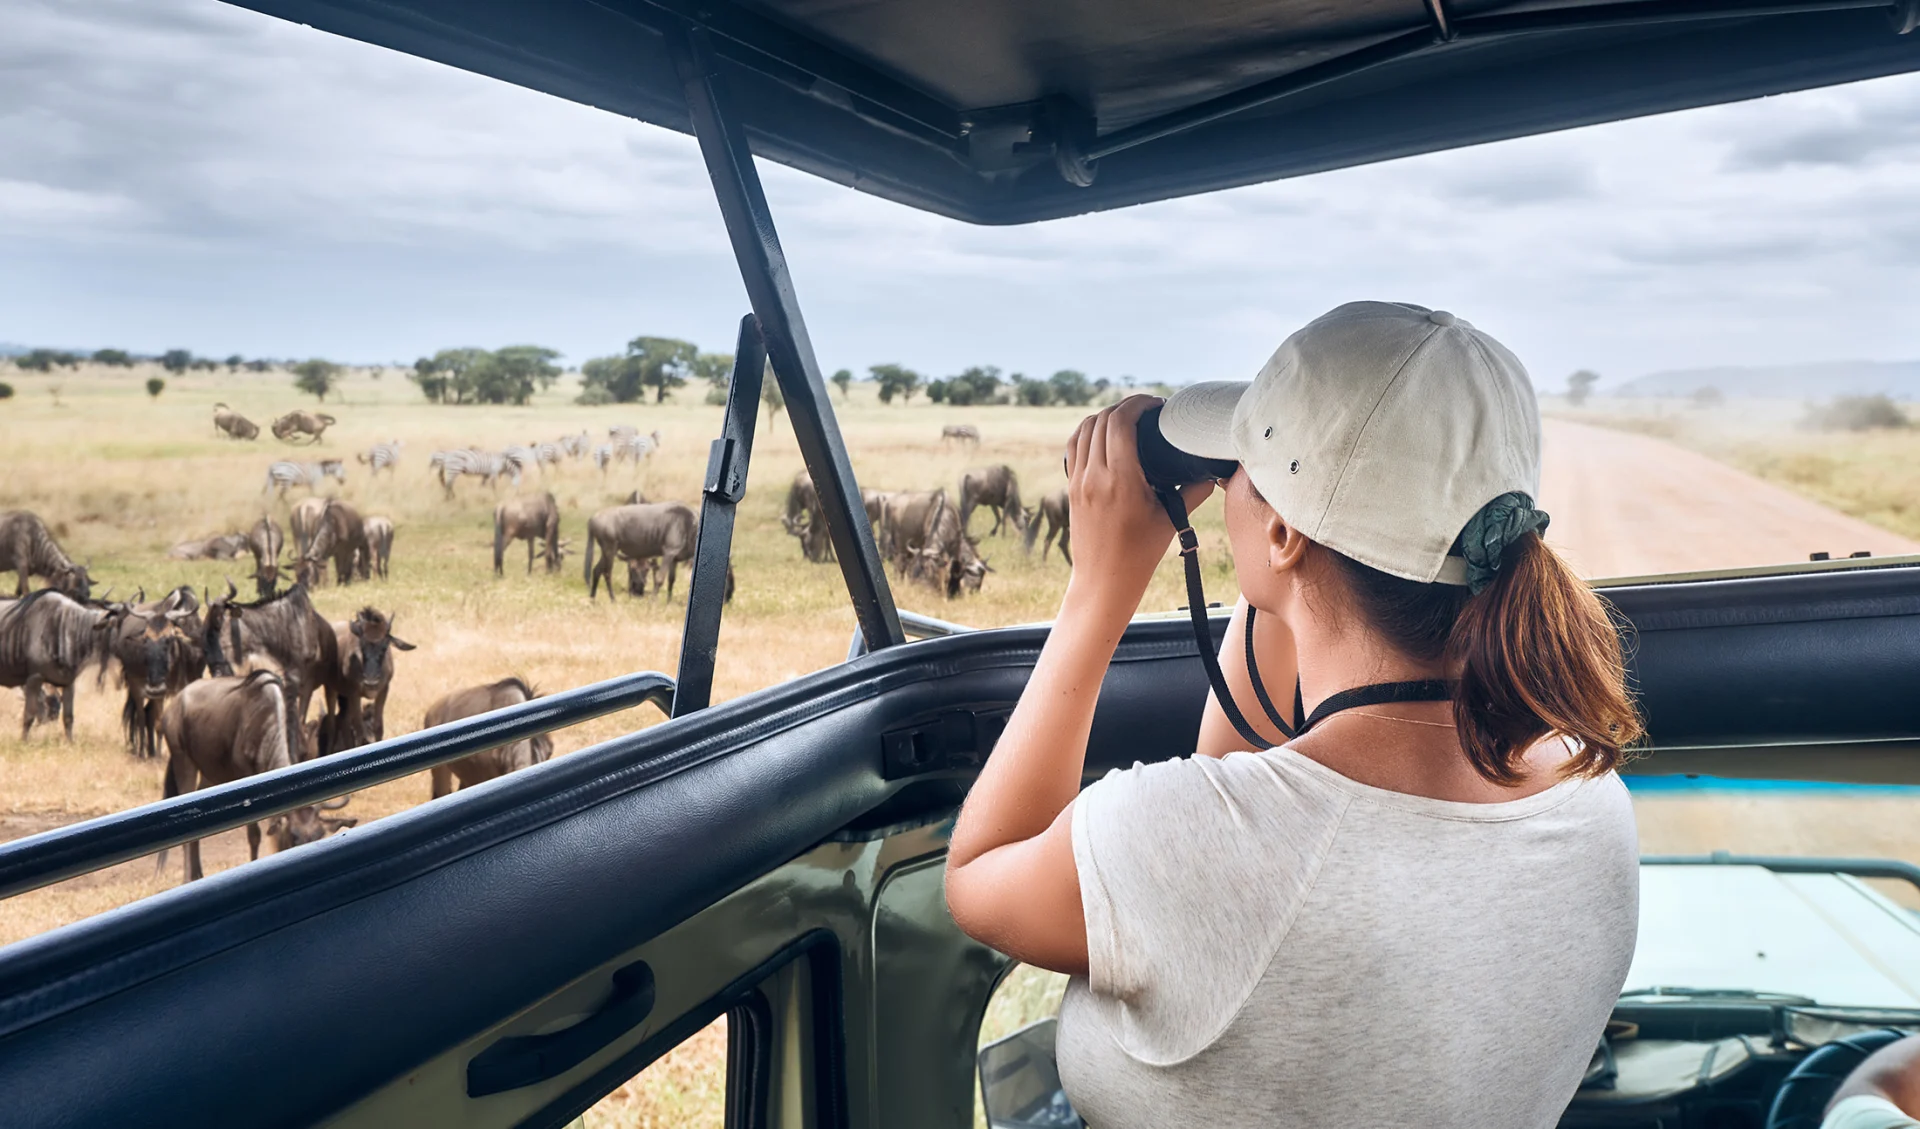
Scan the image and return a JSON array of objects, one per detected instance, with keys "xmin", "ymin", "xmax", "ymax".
[{"xmin": 945, "ymin": 301, "xmax": 1643, "ymax": 1127}]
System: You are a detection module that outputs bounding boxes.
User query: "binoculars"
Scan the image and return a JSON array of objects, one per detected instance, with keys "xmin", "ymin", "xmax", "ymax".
[{"xmin": 1135, "ymin": 404, "xmax": 1237, "ymax": 492}]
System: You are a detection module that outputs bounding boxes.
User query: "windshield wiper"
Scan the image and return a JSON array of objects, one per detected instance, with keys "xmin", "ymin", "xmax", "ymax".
[{"xmin": 1619, "ymin": 987, "xmax": 1819, "ymax": 1005}]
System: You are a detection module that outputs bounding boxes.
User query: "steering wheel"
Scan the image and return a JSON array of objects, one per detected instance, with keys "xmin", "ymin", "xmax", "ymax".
[{"xmin": 1766, "ymin": 1028, "xmax": 1911, "ymax": 1129}]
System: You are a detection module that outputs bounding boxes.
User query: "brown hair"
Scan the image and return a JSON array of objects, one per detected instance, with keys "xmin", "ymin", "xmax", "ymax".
[{"xmin": 1326, "ymin": 532, "xmax": 1642, "ymax": 784}]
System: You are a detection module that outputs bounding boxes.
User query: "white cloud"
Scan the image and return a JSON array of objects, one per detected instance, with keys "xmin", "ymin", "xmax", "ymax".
[{"xmin": 2, "ymin": 0, "xmax": 1919, "ymax": 387}]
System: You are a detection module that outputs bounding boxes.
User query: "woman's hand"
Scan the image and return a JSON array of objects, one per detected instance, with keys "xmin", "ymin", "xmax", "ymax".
[{"xmin": 1065, "ymin": 395, "xmax": 1215, "ymax": 613}]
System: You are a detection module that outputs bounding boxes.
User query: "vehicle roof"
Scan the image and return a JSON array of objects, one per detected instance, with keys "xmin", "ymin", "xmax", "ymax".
[{"xmin": 227, "ymin": 0, "xmax": 1920, "ymax": 223}]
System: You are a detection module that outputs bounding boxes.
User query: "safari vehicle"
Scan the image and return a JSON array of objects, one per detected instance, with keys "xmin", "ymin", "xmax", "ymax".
[{"xmin": 3, "ymin": 1, "xmax": 1920, "ymax": 1126}]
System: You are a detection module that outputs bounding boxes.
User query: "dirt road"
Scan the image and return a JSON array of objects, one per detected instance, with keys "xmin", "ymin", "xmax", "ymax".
[{"xmin": 1537, "ymin": 418, "xmax": 1920, "ymax": 578}]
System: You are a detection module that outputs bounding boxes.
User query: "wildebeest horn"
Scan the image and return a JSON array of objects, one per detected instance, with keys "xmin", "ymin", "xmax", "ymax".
[
  {"xmin": 224, "ymin": 577, "xmax": 238, "ymax": 600},
  {"xmin": 100, "ymin": 586, "xmax": 117, "ymax": 602},
  {"xmin": 317, "ymin": 796, "xmax": 351, "ymax": 811}
]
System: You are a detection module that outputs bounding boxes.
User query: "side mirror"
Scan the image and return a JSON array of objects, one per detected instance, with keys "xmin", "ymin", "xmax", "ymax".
[{"xmin": 977, "ymin": 1018, "xmax": 1081, "ymax": 1129}]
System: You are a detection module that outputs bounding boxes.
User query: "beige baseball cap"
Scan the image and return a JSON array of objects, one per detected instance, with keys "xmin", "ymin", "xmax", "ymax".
[{"xmin": 1159, "ymin": 300, "xmax": 1541, "ymax": 586}]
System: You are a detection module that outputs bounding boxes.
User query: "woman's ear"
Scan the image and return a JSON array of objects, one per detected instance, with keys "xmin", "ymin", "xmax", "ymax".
[{"xmin": 1267, "ymin": 514, "xmax": 1310, "ymax": 574}]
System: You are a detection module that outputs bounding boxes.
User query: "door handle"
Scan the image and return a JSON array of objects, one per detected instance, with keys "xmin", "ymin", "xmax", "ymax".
[{"xmin": 467, "ymin": 959, "xmax": 656, "ymax": 1097}]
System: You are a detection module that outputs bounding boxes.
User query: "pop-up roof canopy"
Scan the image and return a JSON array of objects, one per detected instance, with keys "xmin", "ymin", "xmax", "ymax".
[{"xmin": 231, "ymin": 0, "xmax": 1920, "ymax": 224}]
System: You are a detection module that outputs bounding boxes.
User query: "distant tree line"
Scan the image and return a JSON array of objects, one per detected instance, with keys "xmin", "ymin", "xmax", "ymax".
[
  {"xmin": 6, "ymin": 348, "xmax": 279, "ymax": 373},
  {"xmin": 410, "ymin": 346, "xmax": 563, "ymax": 406}
]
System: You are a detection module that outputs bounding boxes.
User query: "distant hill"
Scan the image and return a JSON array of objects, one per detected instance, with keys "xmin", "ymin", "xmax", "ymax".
[
  {"xmin": 0, "ymin": 343, "xmax": 31, "ymax": 357},
  {"xmin": 1614, "ymin": 361, "xmax": 1920, "ymax": 400}
]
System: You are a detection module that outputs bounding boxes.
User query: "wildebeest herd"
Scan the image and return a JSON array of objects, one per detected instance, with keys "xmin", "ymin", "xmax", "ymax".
[
  {"xmin": 0, "ymin": 408, "xmax": 700, "ymax": 886},
  {"xmin": 781, "ymin": 424, "xmax": 1073, "ymax": 599}
]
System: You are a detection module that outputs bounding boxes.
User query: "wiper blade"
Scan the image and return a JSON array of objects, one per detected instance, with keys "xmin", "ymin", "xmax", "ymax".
[{"xmin": 1619, "ymin": 986, "xmax": 1820, "ymax": 1005}]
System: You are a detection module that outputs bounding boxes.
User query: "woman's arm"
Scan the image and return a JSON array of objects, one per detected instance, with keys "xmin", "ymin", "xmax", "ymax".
[
  {"xmin": 945, "ymin": 396, "xmax": 1210, "ymax": 976},
  {"xmin": 1194, "ymin": 596, "xmax": 1301, "ymax": 757}
]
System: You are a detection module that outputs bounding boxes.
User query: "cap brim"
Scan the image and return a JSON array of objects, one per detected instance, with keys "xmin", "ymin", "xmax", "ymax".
[{"xmin": 1159, "ymin": 381, "xmax": 1249, "ymax": 461}]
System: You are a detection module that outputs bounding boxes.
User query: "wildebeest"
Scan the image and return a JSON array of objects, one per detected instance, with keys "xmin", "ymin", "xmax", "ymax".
[
  {"xmin": 958, "ymin": 465, "xmax": 1027, "ymax": 537},
  {"xmin": 295, "ymin": 498, "xmax": 370, "ymax": 588},
  {"xmin": 425, "ymin": 677, "xmax": 555, "ymax": 798},
  {"xmin": 494, "ymin": 493, "xmax": 563, "ymax": 576},
  {"xmin": 213, "ymin": 403, "xmax": 260, "ymax": 441},
  {"xmin": 907, "ymin": 494, "xmax": 991, "ymax": 599},
  {"xmin": 1024, "ymin": 489, "xmax": 1072, "ymax": 564},
  {"xmin": 941, "ymin": 423, "xmax": 982, "ymax": 449},
  {"xmin": 877, "ymin": 490, "xmax": 946, "ymax": 572},
  {"xmin": 270, "ymin": 409, "xmax": 336, "ymax": 444},
  {"xmin": 109, "ymin": 588, "xmax": 204, "ymax": 760},
  {"xmin": 357, "ymin": 440, "xmax": 403, "ymax": 476},
  {"xmin": 289, "ymin": 496, "xmax": 328, "ymax": 561},
  {"xmin": 329, "ymin": 606, "xmax": 413, "ymax": 751},
  {"xmin": 361, "ymin": 515, "xmax": 394, "ymax": 580},
  {"xmin": 154, "ymin": 671, "xmax": 356, "ymax": 882},
  {"xmin": 166, "ymin": 533, "xmax": 250, "ymax": 561},
  {"xmin": 0, "ymin": 511, "xmax": 92, "ymax": 598},
  {"xmin": 202, "ymin": 581, "xmax": 340, "ymax": 761},
  {"xmin": 247, "ymin": 516, "xmax": 285, "ymax": 598},
  {"xmin": 782, "ymin": 471, "xmax": 834, "ymax": 563},
  {"xmin": 585, "ymin": 501, "xmax": 703, "ymax": 601},
  {"xmin": 263, "ymin": 459, "xmax": 346, "ymax": 499},
  {"xmin": 0, "ymin": 589, "xmax": 113, "ymax": 740}
]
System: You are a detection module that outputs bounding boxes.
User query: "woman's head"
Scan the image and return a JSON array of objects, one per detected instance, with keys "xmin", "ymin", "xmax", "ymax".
[{"xmin": 1167, "ymin": 302, "xmax": 1642, "ymax": 782}]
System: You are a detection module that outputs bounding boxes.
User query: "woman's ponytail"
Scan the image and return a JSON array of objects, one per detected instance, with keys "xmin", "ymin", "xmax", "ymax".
[{"xmin": 1447, "ymin": 532, "xmax": 1642, "ymax": 783}]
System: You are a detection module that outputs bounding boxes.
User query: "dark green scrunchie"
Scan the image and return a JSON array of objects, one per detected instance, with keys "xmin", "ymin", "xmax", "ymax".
[{"xmin": 1460, "ymin": 491, "xmax": 1551, "ymax": 595}]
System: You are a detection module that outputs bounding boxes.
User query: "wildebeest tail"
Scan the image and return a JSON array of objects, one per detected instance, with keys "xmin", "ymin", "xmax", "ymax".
[
  {"xmin": 492, "ymin": 508, "xmax": 506, "ymax": 575},
  {"xmin": 1023, "ymin": 513, "xmax": 1042, "ymax": 555},
  {"xmin": 583, "ymin": 524, "xmax": 596, "ymax": 589}
]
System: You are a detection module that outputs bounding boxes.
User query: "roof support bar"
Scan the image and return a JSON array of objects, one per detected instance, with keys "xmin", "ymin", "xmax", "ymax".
[
  {"xmin": 1084, "ymin": 0, "xmax": 1896, "ymax": 162},
  {"xmin": 673, "ymin": 313, "xmax": 767, "ymax": 716},
  {"xmin": 670, "ymin": 20, "xmax": 906, "ymax": 651}
]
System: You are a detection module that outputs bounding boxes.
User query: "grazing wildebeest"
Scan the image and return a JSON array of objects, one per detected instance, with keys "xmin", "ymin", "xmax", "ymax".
[
  {"xmin": 0, "ymin": 589, "xmax": 113, "ymax": 740},
  {"xmin": 584, "ymin": 502, "xmax": 702, "ymax": 601},
  {"xmin": 941, "ymin": 423, "xmax": 982, "ymax": 449},
  {"xmin": 263, "ymin": 459, "xmax": 346, "ymax": 499},
  {"xmin": 360, "ymin": 516, "xmax": 394, "ymax": 580},
  {"xmin": 295, "ymin": 498, "xmax": 370, "ymax": 588},
  {"xmin": 907, "ymin": 494, "xmax": 991, "ymax": 599},
  {"xmin": 288, "ymin": 496, "xmax": 328, "ymax": 561},
  {"xmin": 247, "ymin": 516, "xmax": 285, "ymax": 598},
  {"xmin": 270, "ymin": 409, "xmax": 336, "ymax": 444},
  {"xmin": 154, "ymin": 671, "xmax": 356, "ymax": 882},
  {"xmin": 166, "ymin": 533, "xmax": 250, "ymax": 561},
  {"xmin": 356, "ymin": 440, "xmax": 403, "ymax": 476},
  {"xmin": 878, "ymin": 490, "xmax": 947, "ymax": 572},
  {"xmin": 0, "ymin": 511, "xmax": 92, "ymax": 598},
  {"xmin": 213, "ymin": 403, "xmax": 260, "ymax": 441},
  {"xmin": 958, "ymin": 465, "xmax": 1027, "ymax": 537},
  {"xmin": 782, "ymin": 471, "xmax": 834, "ymax": 563},
  {"xmin": 425, "ymin": 677, "xmax": 554, "ymax": 798},
  {"xmin": 329, "ymin": 606, "xmax": 413, "ymax": 750},
  {"xmin": 1024, "ymin": 489, "xmax": 1072, "ymax": 564},
  {"xmin": 494, "ymin": 493, "xmax": 563, "ymax": 576},
  {"xmin": 110, "ymin": 588, "xmax": 204, "ymax": 760},
  {"xmin": 202, "ymin": 581, "xmax": 340, "ymax": 761}
]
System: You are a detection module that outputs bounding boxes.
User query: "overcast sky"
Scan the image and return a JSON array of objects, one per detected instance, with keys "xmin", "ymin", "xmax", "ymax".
[{"xmin": 6, "ymin": 0, "xmax": 1920, "ymax": 388}]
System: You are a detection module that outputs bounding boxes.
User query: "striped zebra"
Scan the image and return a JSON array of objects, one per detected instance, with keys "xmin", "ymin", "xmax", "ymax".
[
  {"xmin": 356, "ymin": 440, "xmax": 403, "ymax": 477},
  {"xmin": 608, "ymin": 424, "xmax": 638, "ymax": 444},
  {"xmin": 558, "ymin": 431, "xmax": 590, "ymax": 459},
  {"xmin": 531, "ymin": 441, "xmax": 565, "ymax": 474},
  {"xmin": 501, "ymin": 445, "xmax": 537, "ymax": 480},
  {"xmin": 429, "ymin": 449, "xmax": 517, "ymax": 498},
  {"xmin": 591, "ymin": 444, "xmax": 614, "ymax": 474},
  {"xmin": 263, "ymin": 459, "xmax": 346, "ymax": 499},
  {"xmin": 614, "ymin": 429, "xmax": 662, "ymax": 465}
]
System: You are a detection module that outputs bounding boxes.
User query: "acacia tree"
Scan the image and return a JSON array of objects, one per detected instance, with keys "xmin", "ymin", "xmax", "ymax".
[
  {"xmin": 1567, "ymin": 370, "xmax": 1600, "ymax": 406},
  {"xmin": 869, "ymin": 363, "xmax": 922, "ymax": 404},
  {"xmin": 161, "ymin": 349, "xmax": 193, "ymax": 374},
  {"xmin": 471, "ymin": 345, "xmax": 561, "ymax": 405},
  {"xmin": 292, "ymin": 358, "xmax": 342, "ymax": 402},
  {"xmin": 92, "ymin": 349, "xmax": 133, "ymax": 367},
  {"xmin": 145, "ymin": 377, "xmax": 166, "ymax": 399},
  {"xmin": 831, "ymin": 368, "xmax": 852, "ymax": 401},
  {"xmin": 581, "ymin": 337, "xmax": 696, "ymax": 403}
]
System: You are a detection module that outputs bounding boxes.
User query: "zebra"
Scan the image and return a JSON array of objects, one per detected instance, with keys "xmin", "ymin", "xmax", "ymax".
[
  {"xmin": 356, "ymin": 440, "xmax": 403, "ymax": 477},
  {"xmin": 608, "ymin": 425, "xmax": 638, "ymax": 445},
  {"xmin": 559, "ymin": 431, "xmax": 590, "ymax": 459},
  {"xmin": 263, "ymin": 460, "xmax": 346, "ymax": 499},
  {"xmin": 532, "ymin": 441, "xmax": 566, "ymax": 474},
  {"xmin": 614, "ymin": 429, "xmax": 661, "ymax": 465},
  {"xmin": 591, "ymin": 443, "xmax": 614, "ymax": 474},
  {"xmin": 501, "ymin": 445, "xmax": 537, "ymax": 481},
  {"xmin": 429, "ymin": 449, "xmax": 516, "ymax": 498}
]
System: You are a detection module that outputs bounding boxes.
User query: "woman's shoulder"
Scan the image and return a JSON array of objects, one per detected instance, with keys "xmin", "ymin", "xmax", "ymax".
[{"xmin": 1085, "ymin": 748, "xmax": 1359, "ymax": 830}]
